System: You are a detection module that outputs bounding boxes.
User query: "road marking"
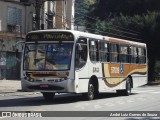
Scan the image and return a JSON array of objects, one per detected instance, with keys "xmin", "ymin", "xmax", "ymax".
[
  {"xmin": 126, "ymin": 99, "xmax": 134, "ymax": 103},
  {"xmin": 150, "ymin": 91, "xmax": 160, "ymax": 94},
  {"xmin": 115, "ymin": 101, "xmax": 125, "ymax": 105},
  {"xmin": 132, "ymin": 90, "xmax": 155, "ymax": 93},
  {"xmin": 94, "ymin": 105, "xmax": 102, "ymax": 109},
  {"xmin": 80, "ymin": 106, "xmax": 85, "ymax": 110},
  {"xmin": 137, "ymin": 97, "xmax": 146, "ymax": 101},
  {"xmin": 105, "ymin": 103, "xmax": 115, "ymax": 107}
]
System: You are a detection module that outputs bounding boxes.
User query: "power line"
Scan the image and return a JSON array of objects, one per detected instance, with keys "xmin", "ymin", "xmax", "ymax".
[
  {"xmin": 53, "ymin": 13, "xmax": 142, "ymax": 41},
  {"xmin": 76, "ymin": 4, "xmax": 142, "ymax": 34},
  {"xmin": 75, "ymin": 11, "xmax": 142, "ymax": 35},
  {"xmin": 74, "ymin": 15, "xmax": 142, "ymax": 39},
  {"xmin": 85, "ymin": 27, "xmax": 142, "ymax": 41}
]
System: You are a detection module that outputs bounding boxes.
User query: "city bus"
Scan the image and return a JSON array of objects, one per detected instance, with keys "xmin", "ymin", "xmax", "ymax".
[{"xmin": 21, "ymin": 29, "xmax": 148, "ymax": 100}]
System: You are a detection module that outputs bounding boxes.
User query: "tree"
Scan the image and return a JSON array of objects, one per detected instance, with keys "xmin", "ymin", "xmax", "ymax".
[
  {"xmin": 84, "ymin": 0, "xmax": 160, "ymax": 81},
  {"xmin": 113, "ymin": 12, "xmax": 160, "ymax": 81}
]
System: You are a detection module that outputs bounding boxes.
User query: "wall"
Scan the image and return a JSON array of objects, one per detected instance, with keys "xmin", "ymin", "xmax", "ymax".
[
  {"xmin": 0, "ymin": 1, "xmax": 34, "ymax": 80},
  {"xmin": 0, "ymin": 1, "xmax": 25, "ymax": 34}
]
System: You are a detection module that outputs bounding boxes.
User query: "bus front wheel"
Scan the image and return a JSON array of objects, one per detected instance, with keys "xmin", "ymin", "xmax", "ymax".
[
  {"xmin": 42, "ymin": 92, "xmax": 55, "ymax": 101},
  {"xmin": 83, "ymin": 81, "xmax": 98, "ymax": 100}
]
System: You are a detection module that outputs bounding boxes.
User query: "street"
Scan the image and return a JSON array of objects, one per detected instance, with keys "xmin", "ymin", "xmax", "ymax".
[{"xmin": 0, "ymin": 85, "xmax": 160, "ymax": 119}]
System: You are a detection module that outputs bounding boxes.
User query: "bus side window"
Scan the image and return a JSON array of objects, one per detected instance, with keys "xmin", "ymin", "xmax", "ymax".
[
  {"xmin": 130, "ymin": 46, "xmax": 138, "ymax": 64},
  {"xmin": 120, "ymin": 45, "xmax": 129, "ymax": 63},
  {"xmin": 89, "ymin": 40, "xmax": 99, "ymax": 62},
  {"xmin": 109, "ymin": 43, "xmax": 119, "ymax": 63},
  {"xmin": 99, "ymin": 41, "xmax": 109, "ymax": 62},
  {"xmin": 75, "ymin": 39, "xmax": 88, "ymax": 69},
  {"xmin": 138, "ymin": 47, "xmax": 146, "ymax": 64}
]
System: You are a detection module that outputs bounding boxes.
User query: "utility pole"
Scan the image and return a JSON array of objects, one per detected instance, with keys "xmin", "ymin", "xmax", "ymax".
[
  {"xmin": 35, "ymin": 0, "xmax": 43, "ymax": 30},
  {"xmin": 20, "ymin": 0, "xmax": 66, "ymax": 30},
  {"xmin": 20, "ymin": 0, "xmax": 43, "ymax": 30}
]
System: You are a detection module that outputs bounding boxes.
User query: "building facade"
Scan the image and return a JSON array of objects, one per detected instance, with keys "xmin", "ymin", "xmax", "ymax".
[
  {"xmin": 0, "ymin": 0, "xmax": 75, "ymax": 80},
  {"xmin": 43, "ymin": 0, "xmax": 75, "ymax": 30}
]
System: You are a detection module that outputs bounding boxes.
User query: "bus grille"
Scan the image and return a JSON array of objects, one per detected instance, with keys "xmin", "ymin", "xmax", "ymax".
[{"xmin": 28, "ymin": 85, "xmax": 64, "ymax": 90}]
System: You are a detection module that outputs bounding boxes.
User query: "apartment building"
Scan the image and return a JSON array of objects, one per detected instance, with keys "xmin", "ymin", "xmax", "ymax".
[
  {"xmin": 43, "ymin": 0, "xmax": 75, "ymax": 30},
  {"xmin": 0, "ymin": 0, "xmax": 75, "ymax": 80}
]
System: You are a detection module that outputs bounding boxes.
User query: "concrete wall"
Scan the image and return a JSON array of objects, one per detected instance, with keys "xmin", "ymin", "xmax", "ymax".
[
  {"xmin": 0, "ymin": 1, "xmax": 25, "ymax": 34},
  {"xmin": 0, "ymin": 1, "xmax": 35, "ymax": 52}
]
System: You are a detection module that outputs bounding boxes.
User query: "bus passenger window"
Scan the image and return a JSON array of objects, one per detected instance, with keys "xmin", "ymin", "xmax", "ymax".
[
  {"xmin": 120, "ymin": 45, "xmax": 129, "ymax": 63},
  {"xmin": 89, "ymin": 40, "xmax": 99, "ymax": 62},
  {"xmin": 99, "ymin": 41, "xmax": 109, "ymax": 62},
  {"xmin": 75, "ymin": 43, "xmax": 87, "ymax": 69},
  {"xmin": 138, "ymin": 47, "xmax": 146, "ymax": 64},
  {"xmin": 130, "ymin": 47, "xmax": 138, "ymax": 64},
  {"xmin": 109, "ymin": 43, "xmax": 119, "ymax": 63}
]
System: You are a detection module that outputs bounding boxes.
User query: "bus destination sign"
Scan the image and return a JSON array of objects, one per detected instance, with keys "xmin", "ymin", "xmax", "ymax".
[{"xmin": 26, "ymin": 32, "xmax": 74, "ymax": 41}]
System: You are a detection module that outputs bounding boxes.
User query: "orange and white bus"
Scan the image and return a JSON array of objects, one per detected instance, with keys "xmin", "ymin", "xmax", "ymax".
[{"xmin": 21, "ymin": 30, "xmax": 148, "ymax": 100}]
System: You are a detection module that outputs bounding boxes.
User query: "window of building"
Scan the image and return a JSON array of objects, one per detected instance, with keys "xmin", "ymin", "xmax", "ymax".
[{"xmin": 7, "ymin": 7, "xmax": 22, "ymax": 32}]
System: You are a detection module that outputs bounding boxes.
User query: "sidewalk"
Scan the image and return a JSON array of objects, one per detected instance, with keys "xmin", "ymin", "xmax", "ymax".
[{"xmin": 0, "ymin": 80, "xmax": 39, "ymax": 96}]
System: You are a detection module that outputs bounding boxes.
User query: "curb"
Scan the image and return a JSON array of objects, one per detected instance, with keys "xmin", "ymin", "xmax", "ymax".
[{"xmin": 147, "ymin": 83, "xmax": 160, "ymax": 85}]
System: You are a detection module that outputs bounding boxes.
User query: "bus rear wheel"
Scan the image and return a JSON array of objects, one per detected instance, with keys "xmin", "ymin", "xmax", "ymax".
[
  {"xmin": 117, "ymin": 77, "xmax": 132, "ymax": 96},
  {"xmin": 124, "ymin": 77, "xmax": 132, "ymax": 96},
  {"xmin": 42, "ymin": 92, "xmax": 55, "ymax": 101}
]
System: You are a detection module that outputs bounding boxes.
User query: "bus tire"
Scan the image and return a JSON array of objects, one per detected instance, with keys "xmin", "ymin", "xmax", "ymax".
[
  {"xmin": 42, "ymin": 92, "xmax": 55, "ymax": 101},
  {"xmin": 124, "ymin": 77, "xmax": 132, "ymax": 96},
  {"xmin": 83, "ymin": 80, "xmax": 98, "ymax": 100}
]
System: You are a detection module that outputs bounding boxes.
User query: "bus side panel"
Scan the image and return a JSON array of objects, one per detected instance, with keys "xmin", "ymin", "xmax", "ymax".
[
  {"xmin": 102, "ymin": 63, "xmax": 121, "ymax": 90},
  {"xmin": 129, "ymin": 64, "xmax": 148, "ymax": 88},
  {"xmin": 75, "ymin": 62, "xmax": 89, "ymax": 93}
]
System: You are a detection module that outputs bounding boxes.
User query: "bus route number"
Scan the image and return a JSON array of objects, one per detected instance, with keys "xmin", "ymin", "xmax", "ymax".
[{"xmin": 93, "ymin": 67, "xmax": 99, "ymax": 73}]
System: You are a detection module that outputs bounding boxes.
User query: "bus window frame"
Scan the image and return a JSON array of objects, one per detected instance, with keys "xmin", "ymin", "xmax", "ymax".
[
  {"xmin": 137, "ymin": 46, "xmax": 147, "ymax": 64},
  {"xmin": 99, "ymin": 40, "xmax": 109, "ymax": 63},
  {"xmin": 130, "ymin": 45, "xmax": 139, "ymax": 64},
  {"xmin": 89, "ymin": 39, "xmax": 99, "ymax": 63},
  {"xmin": 119, "ymin": 44, "xmax": 130, "ymax": 64},
  {"xmin": 109, "ymin": 42, "xmax": 120, "ymax": 63},
  {"xmin": 75, "ymin": 37, "xmax": 88, "ymax": 70}
]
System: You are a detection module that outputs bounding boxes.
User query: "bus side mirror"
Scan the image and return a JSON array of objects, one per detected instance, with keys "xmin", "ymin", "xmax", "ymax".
[
  {"xmin": 75, "ymin": 44, "xmax": 81, "ymax": 68},
  {"xmin": 15, "ymin": 40, "xmax": 24, "ymax": 62}
]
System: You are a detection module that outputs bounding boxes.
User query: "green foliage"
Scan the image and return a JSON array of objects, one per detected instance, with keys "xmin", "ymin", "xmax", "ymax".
[
  {"xmin": 82, "ymin": 0, "xmax": 160, "ymax": 81},
  {"xmin": 154, "ymin": 61, "xmax": 160, "ymax": 80},
  {"xmin": 75, "ymin": 0, "xmax": 96, "ymax": 26}
]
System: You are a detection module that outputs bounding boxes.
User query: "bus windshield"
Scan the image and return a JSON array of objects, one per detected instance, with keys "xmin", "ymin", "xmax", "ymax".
[{"xmin": 23, "ymin": 43, "xmax": 73, "ymax": 71}]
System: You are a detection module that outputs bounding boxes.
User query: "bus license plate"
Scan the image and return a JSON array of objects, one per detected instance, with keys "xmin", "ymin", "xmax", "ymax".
[{"xmin": 40, "ymin": 84, "xmax": 49, "ymax": 88}]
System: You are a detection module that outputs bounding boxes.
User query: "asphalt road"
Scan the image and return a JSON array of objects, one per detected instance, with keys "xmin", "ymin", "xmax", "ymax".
[{"xmin": 0, "ymin": 85, "xmax": 160, "ymax": 120}]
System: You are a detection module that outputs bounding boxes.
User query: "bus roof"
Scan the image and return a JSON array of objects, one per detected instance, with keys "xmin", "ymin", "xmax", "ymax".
[{"xmin": 28, "ymin": 29, "xmax": 146, "ymax": 47}]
